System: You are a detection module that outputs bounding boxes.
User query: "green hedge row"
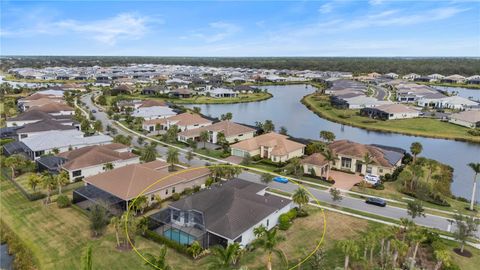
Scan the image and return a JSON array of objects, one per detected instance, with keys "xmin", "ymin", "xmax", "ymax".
[{"xmin": 144, "ymin": 230, "xmax": 190, "ymax": 256}]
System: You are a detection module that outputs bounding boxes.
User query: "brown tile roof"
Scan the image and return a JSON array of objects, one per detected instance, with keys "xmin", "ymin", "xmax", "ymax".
[
  {"xmin": 58, "ymin": 144, "xmax": 137, "ymax": 170},
  {"xmin": 144, "ymin": 113, "xmax": 211, "ymax": 127},
  {"xmin": 302, "ymin": 153, "xmax": 328, "ymax": 167},
  {"xmin": 139, "ymin": 99, "xmax": 167, "ymax": 108},
  {"xmin": 84, "ymin": 161, "xmax": 210, "ymax": 200},
  {"xmin": 178, "ymin": 120, "xmax": 255, "ymax": 138},
  {"xmin": 231, "ymin": 132, "xmax": 305, "ymax": 156},
  {"xmin": 328, "ymin": 140, "xmax": 392, "ymax": 167},
  {"xmin": 25, "ymin": 98, "xmax": 66, "ymax": 108},
  {"xmin": 21, "ymin": 93, "xmax": 63, "ymax": 101},
  {"xmin": 27, "ymin": 103, "xmax": 74, "ymax": 113},
  {"xmin": 450, "ymin": 110, "xmax": 480, "ymax": 123}
]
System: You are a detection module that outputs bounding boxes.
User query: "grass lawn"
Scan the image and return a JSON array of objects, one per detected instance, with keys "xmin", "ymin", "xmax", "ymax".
[
  {"xmin": 194, "ymin": 147, "xmax": 229, "ymax": 159},
  {"xmin": 106, "ymin": 92, "xmax": 272, "ymax": 105},
  {"xmin": 302, "ymin": 94, "xmax": 480, "ymax": 143}
]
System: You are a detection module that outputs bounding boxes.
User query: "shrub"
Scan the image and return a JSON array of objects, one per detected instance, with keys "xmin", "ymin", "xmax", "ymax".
[
  {"xmin": 375, "ymin": 183, "xmax": 385, "ymax": 190},
  {"xmin": 182, "ymin": 188, "xmax": 193, "ymax": 195},
  {"xmin": 0, "ymin": 220, "xmax": 37, "ymax": 270},
  {"xmin": 193, "ymin": 185, "xmax": 201, "ymax": 192},
  {"xmin": 278, "ymin": 214, "xmax": 292, "ymax": 230},
  {"xmin": 171, "ymin": 193, "xmax": 181, "ymax": 201},
  {"xmin": 144, "ymin": 230, "xmax": 189, "ymax": 255},
  {"xmin": 205, "ymin": 177, "xmax": 214, "ymax": 187},
  {"xmin": 56, "ymin": 194, "xmax": 71, "ymax": 208}
]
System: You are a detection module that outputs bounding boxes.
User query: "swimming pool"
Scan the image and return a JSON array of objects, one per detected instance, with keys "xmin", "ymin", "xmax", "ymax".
[{"xmin": 163, "ymin": 228, "xmax": 196, "ymax": 245}]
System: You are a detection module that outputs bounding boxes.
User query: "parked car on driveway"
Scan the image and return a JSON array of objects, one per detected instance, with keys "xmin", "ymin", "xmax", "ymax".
[
  {"xmin": 273, "ymin": 176, "xmax": 289, "ymax": 184},
  {"xmin": 364, "ymin": 174, "xmax": 380, "ymax": 185},
  {"xmin": 365, "ymin": 197, "xmax": 387, "ymax": 207},
  {"xmin": 92, "ymin": 109, "xmax": 97, "ymax": 113}
]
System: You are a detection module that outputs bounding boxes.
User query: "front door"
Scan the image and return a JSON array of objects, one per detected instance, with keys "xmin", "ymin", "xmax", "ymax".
[{"xmin": 356, "ymin": 163, "xmax": 363, "ymax": 173}]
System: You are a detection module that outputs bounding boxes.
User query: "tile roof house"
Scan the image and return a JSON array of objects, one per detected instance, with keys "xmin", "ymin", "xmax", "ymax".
[
  {"xmin": 178, "ymin": 120, "xmax": 256, "ymax": 144},
  {"xmin": 150, "ymin": 178, "xmax": 292, "ymax": 248},
  {"xmin": 230, "ymin": 132, "xmax": 305, "ymax": 162},
  {"xmin": 301, "ymin": 153, "xmax": 330, "ymax": 178},
  {"xmin": 27, "ymin": 102, "xmax": 75, "ymax": 116},
  {"xmin": 449, "ymin": 110, "xmax": 480, "ymax": 129},
  {"xmin": 57, "ymin": 143, "xmax": 139, "ymax": 182},
  {"xmin": 74, "ymin": 160, "xmax": 210, "ymax": 213},
  {"xmin": 6, "ymin": 110, "xmax": 77, "ymax": 128},
  {"xmin": 143, "ymin": 112, "xmax": 212, "ymax": 132},
  {"xmin": 328, "ymin": 140, "xmax": 404, "ymax": 176}
]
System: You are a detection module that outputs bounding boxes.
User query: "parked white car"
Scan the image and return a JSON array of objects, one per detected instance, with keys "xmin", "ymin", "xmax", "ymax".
[{"xmin": 364, "ymin": 174, "xmax": 381, "ymax": 185}]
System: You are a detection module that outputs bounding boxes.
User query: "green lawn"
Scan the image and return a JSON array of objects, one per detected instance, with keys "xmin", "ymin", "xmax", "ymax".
[
  {"xmin": 302, "ymin": 94, "xmax": 480, "ymax": 143},
  {"xmin": 106, "ymin": 92, "xmax": 272, "ymax": 105}
]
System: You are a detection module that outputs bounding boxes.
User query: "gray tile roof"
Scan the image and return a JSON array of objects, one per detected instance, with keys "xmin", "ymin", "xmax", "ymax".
[{"xmin": 170, "ymin": 178, "xmax": 291, "ymax": 240}]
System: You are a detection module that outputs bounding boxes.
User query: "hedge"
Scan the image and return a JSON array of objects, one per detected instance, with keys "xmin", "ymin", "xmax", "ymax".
[{"xmin": 144, "ymin": 230, "xmax": 190, "ymax": 256}]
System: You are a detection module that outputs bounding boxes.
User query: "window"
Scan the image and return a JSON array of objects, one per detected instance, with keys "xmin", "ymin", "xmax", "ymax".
[
  {"xmin": 165, "ymin": 189, "xmax": 169, "ymax": 195},
  {"xmin": 20, "ymin": 134, "xmax": 28, "ymax": 138},
  {"xmin": 72, "ymin": 170, "xmax": 82, "ymax": 177},
  {"xmin": 379, "ymin": 168, "xmax": 384, "ymax": 173},
  {"xmin": 366, "ymin": 166, "xmax": 372, "ymax": 174},
  {"xmin": 266, "ymin": 219, "xmax": 270, "ymax": 227},
  {"xmin": 341, "ymin": 157, "xmax": 352, "ymax": 168},
  {"xmin": 238, "ymin": 134, "xmax": 243, "ymax": 137},
  {"xmin": 172, "ymin": 187, "xmax": 176, "ymax": 193}
]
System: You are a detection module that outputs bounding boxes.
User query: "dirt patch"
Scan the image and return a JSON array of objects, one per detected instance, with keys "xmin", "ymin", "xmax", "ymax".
[{"xmin": 453, "ymin": 248, "xmax": 473, "ymax": 258}]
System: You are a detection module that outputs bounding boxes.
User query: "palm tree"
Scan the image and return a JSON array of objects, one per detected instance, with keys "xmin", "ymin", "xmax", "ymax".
[
  {"xmin": 103, "ymin": 162, "xmax": 114, "ymax": 171},
  {"xmin": 4, "ymin": 154, "xmax": 25, "ymax": 178},
  {"xmin": 399, "ymin": 218, "xmax": 415, "ymax": 242},
  {"xmin": 131, "ymin": 195, "xmax": 148, "ymax": 214},
  {"xmin": 41, "ymin": 172, "xmax": 57, "ymax": 204},
  {"xmin": 166, "ymin": 147, "xmax": 179, "ymax": 171},
  {"xmin": 408, "ymin": 228, "xmax": 427, "ymax": 269},
  {"xmin": 55, "ymin": 171, "xmax": 70, "ymax": 194},
  {"xmin": 253, "ymin": 224, "xmax": 267, "ymax": 238},
  {"xmin": 27, "ymin": 173, "xmax": 41, "ymax": 192},
  {"xmin": 362, "ymin": 153, "xmax": 373, "ymax": 174},
  {"xmin": 208, "ymin": 243, "xmax": 241, "ymax": 270},
  {"xmin": 186, "ymin": 150, "xmax": 194, "ymax": 165},
  {"xmin": 192, "ymin": 106, "xmax": 201, "ymax": 114},
  {"xmin": 261, "ymin": 173, "xmax": 274, "ymax": 184},
  {"xmin": 390, "ymin": 239, "xmax": 408, "ymax": 268},
  {"xmin": 292, "ymin": 187, "xmax": 309, "ymax": 213},
  {"xmin": 410, "ymin": 142, "xmax": 423, "ymax": 164},
  {"xmin": 81, "ymin": 244, "xmax": 93, "ymax": 270},
  {"xmin": 199, "ymin": 130, "xmax": 210, "ymax": 149},
  {"xmin": 467, "ymin": 162, "xmax": 480, "ymax": 211},
  {"xmin": 322, "ymin": 149, "xmax": 336, "ymax": 180},
  {"xmin": 254, "ymin": 228, "xmax": 287, "ymax": 270},
  {"xmin": 337, "ymin": 239, "xmax": 359, "ymax": 270},
  {"xmin": 110, "ymin": 216, "xmax": 121, "ymax": 248},
  {"xmin": 141, "ymin": 145, "xmax": 157, "ymax": 162},
  {"xmin": 187, "ymin": 241, "xmax": 203, "ymax": 259},
  {"xmin": 144, "ymin": 245, "xmax": 171, "ymax": 270}
]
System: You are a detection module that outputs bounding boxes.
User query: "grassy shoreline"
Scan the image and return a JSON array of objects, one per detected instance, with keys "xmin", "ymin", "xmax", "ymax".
[
  {"xmin": 417, "ymin": 81, "xmax": 480, "ymax": 90},
  {"xmin": 301, "ymin": 93, "xmax": 480, "ymax": 143}
]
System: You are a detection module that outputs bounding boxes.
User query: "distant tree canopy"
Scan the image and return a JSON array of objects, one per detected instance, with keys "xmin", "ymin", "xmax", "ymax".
[{"xmin": 2, "ymin": 56, "xmax": 479, "ymax": 76}]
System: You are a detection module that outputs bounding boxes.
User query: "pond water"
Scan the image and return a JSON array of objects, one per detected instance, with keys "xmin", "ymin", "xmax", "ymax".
[
  {"xmin": 187, "ymin": 84, "xmax": 480, "ymax": 199},
  {"xmin": 0, "ymin": 244, "xmax": 13, "ymax": 270},
  {"xmin": 433, "ymin": 86, "xmax": 480, "ymax": 102}
]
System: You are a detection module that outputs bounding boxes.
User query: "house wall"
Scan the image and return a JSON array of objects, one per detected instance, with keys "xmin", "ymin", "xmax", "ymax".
[
  {"xmin": 224, "ymin": 131, "xmax": 255, "ymax": 144},
  {"xmin": 49, "ymin": 110, "xmax": 75, "ymax": 116},
  {"xmin": 145, "ymin": 175, "xmax": 209, "ymax": 204},
  {"xmin": 331, "ymin": 154, "xmax": 394, "ymax": 176},
  {"xmin": 234, "ymin": 201, "xmax": 293, "ymax": 247},
  {"xmin": 231, "ymin": 147, "xmax": 259, "ymax": 158},
  {"xmin": 302, "ymin": 163, "xmax": 329, "ymax": 177},
  {"xmin": 271, "ymin": 148, "xmax": 304, "ymax": 163},
  {"xmin": 449, "ymin": 118, "xmax": 478, "ymax": 129},
  {"xmin": 6, "ymin": 120, "xmax": 39, "ymax": 127},
  {"xmin": 65, "ymin": 157, "xmax": 140, "ymax": 182},
  {"xmin": 388, "ymin": 111, "xmax": 420, "ymax": 120}
]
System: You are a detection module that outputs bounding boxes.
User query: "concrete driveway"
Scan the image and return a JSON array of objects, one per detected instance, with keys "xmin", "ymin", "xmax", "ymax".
[{"xmin": 330, "ymin": 171, "xmax": 362, "ymax": 190}]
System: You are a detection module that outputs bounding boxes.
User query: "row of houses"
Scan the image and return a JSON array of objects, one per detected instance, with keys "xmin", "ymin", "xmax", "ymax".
[{"xmin": 360, "ymin": 72, "xmax": 480, "ymax": 85}]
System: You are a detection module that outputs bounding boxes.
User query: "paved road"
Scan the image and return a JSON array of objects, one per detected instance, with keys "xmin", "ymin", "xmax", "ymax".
[{"xmin": 80, "ymin": 93, "xmax": 479, "ymax": 238}]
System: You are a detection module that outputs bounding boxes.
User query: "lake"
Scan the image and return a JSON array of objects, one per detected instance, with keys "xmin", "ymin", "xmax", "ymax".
[
  {"xmin": 433, "ymin": 86, "xmax": 480, "ymax": 102},
  {"xmin": 187, "ymin": 84, "xmax": 480, "ymax": 199}
]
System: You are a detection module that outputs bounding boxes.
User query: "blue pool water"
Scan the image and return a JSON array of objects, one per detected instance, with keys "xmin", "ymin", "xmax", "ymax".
[{"xmin": 163, "ymin": 229, "xmax": 195, "ymax": 245}]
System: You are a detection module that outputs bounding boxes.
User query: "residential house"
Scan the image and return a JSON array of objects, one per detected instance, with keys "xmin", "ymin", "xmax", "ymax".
[
  {"xmin": 142, "ymin": 113, "xmax": 212, "ymax": 133},
  {"xmin": 19, "ymin": 129, "xmax": 113, "ymax": 159},
  {"xmin": 57, "ymin": 143, "xmax": 139, "ymax": 182},
  {"xmin": 111, "ymin": 85, "xmax": 133, "ymax": 95},
  {"xmin": 441, "ymin": 74, "xmax": 466, "ymax": 84},
  {"xmin": 170, "ymin": 88, "xmax": 194, "ymax": 98},
  {"xmin": 132, "ymin": 106, "xmax": 177, "ymax": 120},
  {"xmin": 16, "ymin": 119, "xmax": 78, "ymax": 140},
  {"xmin": 178, "ymin": 121, "xmax": 256, "ymax": 144},
  {"xmin": 360, "ymin": 104, "xmax": 421, "ymax": 120},
  {"xmin": 384, "ymin": 73, "xmax": 399, "ymax": 79},
  {"xmin": 27, "ymin": 103, "xmax": 75, "ymax": 116},
  {"xmin": 301, "ymin": 153, "xmax": 329, "ymax": 178},
  {"xmin": 466, "ymin": 75, "xmax": 480, "ymax": 85},
  {"xmin": 427, "ymin": 74, "xmax": 445, "ymax": 81},
  {"xmin": 417, "ymin": 96, "xmax": 478, "ymax": 110},
  {"xmin": 6, "ymin": 110, "xmax": 78, "ymax": 128},
  {"xmin": 149, "ymin": 178, "xmax": 292, "ymax": 248},
  {"xmin": 73, "ymin": 160, "xmax": 210, "ymax": 214},
  {"xmin": 141, "ymin": 86, "xmax": 169, "ymax": 95},
  {"xmin": 328, "ymin": 140, "xmax": 404, "ymax": 176},
  {"xmin": 230, "ymin": 132, "xmax": 305, "ymax": 162},
  {"xmin": 402, "ymin": 73, "xmax": 421, "ymax": 81},
  {"xmin": 205, "ymin": 88, "xmax": 238, "ymax": 98},
  {"xmin": 449, "ymin": 110, "xmax": 480, "ymax": 128}
]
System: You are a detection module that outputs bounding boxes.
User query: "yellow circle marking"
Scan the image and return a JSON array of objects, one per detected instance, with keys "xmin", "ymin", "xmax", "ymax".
[{"xmin": 125, "ymin": 164, "xmax": 327, "ymax": 269}]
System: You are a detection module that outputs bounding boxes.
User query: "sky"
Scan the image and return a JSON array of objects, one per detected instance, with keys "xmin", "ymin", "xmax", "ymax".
[{"xmin": 1, "ymin": 0, "xmax": 479, "ymax": 56}]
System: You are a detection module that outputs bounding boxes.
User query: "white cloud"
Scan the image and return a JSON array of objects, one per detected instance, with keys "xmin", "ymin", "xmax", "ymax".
[
  {"xmin": 319, "ymin": 3, "xmax": 334, "ymax": 14},
  {"xmin": 191, "ymin": 21, "xmax": 241, "ymax": 43},
  {"xmin": 1, "ymin": 13, "xmax": 159, "ymax": 45}
]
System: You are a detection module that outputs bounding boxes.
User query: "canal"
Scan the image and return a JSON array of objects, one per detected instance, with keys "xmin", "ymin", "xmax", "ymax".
[{"xmin": 188, "ymin": 84, "xmax": 480, "ymax": 199}]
